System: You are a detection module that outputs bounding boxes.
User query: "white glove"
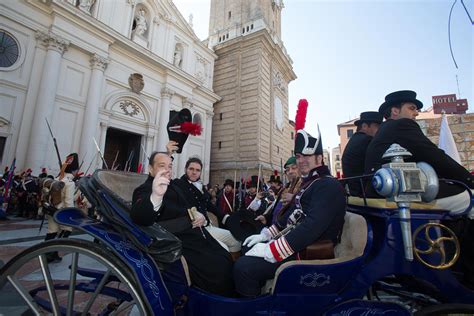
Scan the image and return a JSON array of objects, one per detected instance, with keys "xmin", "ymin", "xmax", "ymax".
[
  {"xmin": 245, "ymin": 243, "xmax": 276, "ymax": 263},
  {"xmin": 248, "ymin": 198, "xmax": 261, "ymax": 211},
  {"xmin": 243, "ymin": 227, "xmax": 272, "ymax": 247}
]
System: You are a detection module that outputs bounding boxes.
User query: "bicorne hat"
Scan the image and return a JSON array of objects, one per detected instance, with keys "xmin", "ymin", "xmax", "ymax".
[
  {"xmin": 354, "ymin": 111, "xmax": 383, "ymax": 126},
  {"xmin": 378, "ymin": 90, "xmax": 423, "ymax": 115},
  {"xmin": 294, "ymin": 127, "xmax": 323, "ymax": 156},
  {"xmin": 167, "ymin": 108, "xmax": 193, "ymax": 154}
]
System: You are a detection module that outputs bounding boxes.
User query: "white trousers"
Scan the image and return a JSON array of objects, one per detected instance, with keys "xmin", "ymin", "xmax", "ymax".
[{"xmin": 435, "ymin": 190, "xmax": 474, "ymax": 219}]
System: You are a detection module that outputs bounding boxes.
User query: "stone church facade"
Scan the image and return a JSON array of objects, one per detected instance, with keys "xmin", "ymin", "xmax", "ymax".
[
  {"xmin": 1, "ymin": 0, "xmax": 218, "ymax": 182},
  {"xmin": 208, "ymin": 0, "xmax": 296, "ymax": 186}
]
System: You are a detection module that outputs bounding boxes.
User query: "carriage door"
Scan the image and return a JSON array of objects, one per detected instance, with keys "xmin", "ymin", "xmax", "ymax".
[{"xmin": 103, "ymin": 127, "xmax": 141, "ymax": 172}]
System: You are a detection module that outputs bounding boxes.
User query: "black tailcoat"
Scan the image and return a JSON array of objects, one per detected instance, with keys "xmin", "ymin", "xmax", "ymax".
[{"xmin": 341, "ymin": 131, "xmax": 372, "ymax": 196}]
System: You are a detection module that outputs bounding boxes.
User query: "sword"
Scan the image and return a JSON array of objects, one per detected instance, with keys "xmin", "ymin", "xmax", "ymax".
[
  {"xmin": 93, "ymin": 137, "xmax": 109, "ymax": 169},
  {"xmin": 111, "ymin": 150, "xmax": 119, "ymax": 170},
  {"xmin": 45, "ymin": 118, "xmax": 62, "ymax": 169}
]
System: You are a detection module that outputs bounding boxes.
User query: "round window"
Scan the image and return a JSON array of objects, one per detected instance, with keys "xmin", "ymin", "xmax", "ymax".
[{"xmin": 0, "ymin": 31, "xmax": 20, "ymax": 68}]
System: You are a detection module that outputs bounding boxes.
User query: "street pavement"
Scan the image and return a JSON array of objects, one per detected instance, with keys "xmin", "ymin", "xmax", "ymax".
[{"xmin": 0, "ymin": 216, "xmax": 91, "ymax": 315}]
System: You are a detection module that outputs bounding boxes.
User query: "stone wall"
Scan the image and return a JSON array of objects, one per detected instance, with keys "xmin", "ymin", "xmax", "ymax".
[{"xmin": 417, "ymin": 113, "xmax": 474, "ymax": 172}]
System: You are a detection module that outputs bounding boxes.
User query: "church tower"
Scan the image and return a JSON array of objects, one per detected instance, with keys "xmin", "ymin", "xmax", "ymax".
[{"xmin": 208, "ymin": 0, "xmax": 296, "ymax": 186}]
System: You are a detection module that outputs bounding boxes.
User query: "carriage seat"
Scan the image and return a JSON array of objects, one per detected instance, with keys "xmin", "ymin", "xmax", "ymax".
[
  {"xmin": 263, "ymin": 211, "xmax": 369, "ymax": 294},
  {"xmin": 348, "ymin": 196, "xmax": 439, "ymax": 210}
]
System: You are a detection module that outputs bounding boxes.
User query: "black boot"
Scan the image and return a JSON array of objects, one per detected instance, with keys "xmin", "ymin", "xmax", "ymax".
[
  {"xmin": 46, "ymin": 251, "xmax": 62, "ymax": 263},
  {"xmin": 44, "ymin": 232, "xmax": 57, "ymax": 241},
  {"xmin": 44, "ymin": 233, "xmax": 61, "ymax": 263}
]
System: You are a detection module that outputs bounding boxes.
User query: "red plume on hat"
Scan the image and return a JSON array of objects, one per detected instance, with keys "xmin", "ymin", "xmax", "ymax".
[
  {"xmin": 295, "ymin": 99, "xmax": 308, "ymax": 131},
  {"xmin": 274, "ymin": 170, "xmax": 278, "ymax": 176},
  {"xmin": 168, "ymin": 121, "xmax": 202, "ymax": 136}
]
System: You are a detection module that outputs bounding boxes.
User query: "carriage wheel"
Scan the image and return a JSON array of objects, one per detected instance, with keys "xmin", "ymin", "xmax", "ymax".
[{"xmin": 0, "ymin": 239, "xmax": 150, "ymax": 315}]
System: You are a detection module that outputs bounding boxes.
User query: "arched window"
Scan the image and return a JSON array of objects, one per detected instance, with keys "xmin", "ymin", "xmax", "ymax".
[{"xmin": 0, "ymin": 30, "xmax": 20, "ymax": 68}]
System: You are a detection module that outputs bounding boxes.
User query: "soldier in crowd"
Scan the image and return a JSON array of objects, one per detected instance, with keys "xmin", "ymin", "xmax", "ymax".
[{"xmin": 225, "ymin": 175, "xmax": 268, "ymax": 243}]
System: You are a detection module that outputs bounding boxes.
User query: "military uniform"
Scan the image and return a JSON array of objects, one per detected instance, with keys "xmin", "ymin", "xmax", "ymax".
[{"xmin": 233, "ymin": 165, "xmax": 346, "ymax": 296}]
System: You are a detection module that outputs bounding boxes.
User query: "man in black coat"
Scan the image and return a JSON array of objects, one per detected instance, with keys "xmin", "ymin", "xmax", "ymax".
[
  {"xmin": 175, "ymin": 157, "xmax": 241, "ymax": 257},
  {"xmin": 131, "ymin": 152, "xmax": 234, "ymax": 296},
  {"xmin": 342, "ymin": 111, "xmax": 383, "ymax": 196},
  {"xmin": 365, "ymin": 90, "xmax": 474, "ymax": 288},
  {"xmin": 233, "ymin": 128, "xmax": 346, "ymax": 297},
  {"xmin": 364, "ymin": 90, "xmax": 473, "ymax": 208}
]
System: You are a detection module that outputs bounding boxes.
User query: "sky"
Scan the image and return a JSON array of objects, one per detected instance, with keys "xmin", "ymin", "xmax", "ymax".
[{"xmin": 173, "ymin": 0, "xmax": 473, "ymax": 150}]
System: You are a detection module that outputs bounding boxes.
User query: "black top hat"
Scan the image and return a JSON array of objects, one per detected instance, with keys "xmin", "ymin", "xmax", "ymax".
[
  {"xmin": 354, "ymin": 111, "xmax": 383, "ymax": 126},
  {"xmin": 223, "ymin": 179, "xmax": 234, "ymax": 188},
  {"xmin": 247, "ymin": 175, "xmax": 259, "ymax": 188},
  {"xmin": 167, "ymin": 109, "xmax": 193, "ymax": 153},
  {"xmin": 294, "ymin": 128, "xmax": 323, "ymax": 156},
  {"xmin": 378, "ymin": 90, "xmax": 423, "ymax": 114}
]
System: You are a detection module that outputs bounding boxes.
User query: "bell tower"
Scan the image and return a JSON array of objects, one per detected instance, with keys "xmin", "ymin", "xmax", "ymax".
[{"xmin": 208, "ymin": 0, "xmax": 296, "ymax": 186}]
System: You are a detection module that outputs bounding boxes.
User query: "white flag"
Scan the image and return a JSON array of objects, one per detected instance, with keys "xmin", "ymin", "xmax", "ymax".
[{"xmin": 438, "ymin": 113, "xmax": 461, "ymax": 163}]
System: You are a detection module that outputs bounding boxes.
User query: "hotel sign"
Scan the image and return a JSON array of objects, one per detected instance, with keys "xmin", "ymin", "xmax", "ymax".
[{"xmin": 432, "ymin": 94, "xmax": 468, "ymax": 114}]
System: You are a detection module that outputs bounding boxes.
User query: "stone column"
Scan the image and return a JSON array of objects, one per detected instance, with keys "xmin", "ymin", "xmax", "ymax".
[
  {"xmin": 144, "ymin": 133, "xmax": 154, "ymax": 173},
  {"xmin": 79, "ymin": 54, "xmax": 109, "ymax": 173},
  {"xmin": 204, "ymin": 110, "xmax": 214, "ymax": 184},
  {"xmin": 26, "ymin": 31, "xmax": 69, "ymax": 173},
  {"xmin": 157, "ymin": 87, "xmax": 174, "ymax": 151}
]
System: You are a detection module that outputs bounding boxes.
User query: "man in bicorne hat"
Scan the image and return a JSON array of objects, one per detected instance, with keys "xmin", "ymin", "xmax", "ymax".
[
  {"xmin": 365, "ymin": 90, "xmax": 474, "ymax": 214},
  {"xmin": 342, "ymin": 111, "xmax": 383, "ymax": 196},
  {"xmin": 233, "ymin": 127, "xmax": 346, "ymax": 297}
]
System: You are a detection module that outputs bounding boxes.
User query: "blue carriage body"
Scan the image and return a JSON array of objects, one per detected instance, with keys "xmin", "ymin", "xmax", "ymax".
[{"xmin": 51, "ymin": 169, "xmax": 474, "ymax": 315}]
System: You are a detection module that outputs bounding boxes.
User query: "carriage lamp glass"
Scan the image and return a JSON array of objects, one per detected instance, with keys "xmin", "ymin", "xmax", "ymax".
[{"xmin": 0, "ymin": 31, "xmax": 20, "ymax": 68}]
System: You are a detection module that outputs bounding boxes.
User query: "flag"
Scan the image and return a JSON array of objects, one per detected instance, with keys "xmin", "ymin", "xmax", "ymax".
[{"xmin": 438, "ymin": 113, "xmax": 461, "ymax": 163}]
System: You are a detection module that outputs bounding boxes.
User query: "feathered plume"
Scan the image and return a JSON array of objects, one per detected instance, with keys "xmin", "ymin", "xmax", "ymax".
[
  {"xmin": 168, "ymin": 122, "xmax": 202, "ymax": 136},
  {"xmin": 274, "ymin": 170, "xmax": 278, "ymax": 176},
  {"xmin": 294, "ymin": 99, "xmax": 308, "ymax": 131}
]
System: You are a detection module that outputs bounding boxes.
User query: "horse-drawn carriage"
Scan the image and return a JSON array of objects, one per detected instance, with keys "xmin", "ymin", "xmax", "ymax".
[{"xmin": 1, "ymin": 147, "xmax": 473, "ymax": 315}]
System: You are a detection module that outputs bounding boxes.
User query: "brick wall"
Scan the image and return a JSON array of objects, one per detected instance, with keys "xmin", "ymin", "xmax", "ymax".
[{"xmin": 417, "ymin": 113, "xmax": 474, "ymax": 172}]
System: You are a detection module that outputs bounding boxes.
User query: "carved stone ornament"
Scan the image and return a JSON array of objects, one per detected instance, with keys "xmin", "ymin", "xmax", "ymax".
[
  {"xmin": 35, "ymin": 31, "xmax": 70, "ymax": 55},
  {"xmin": 273, "ymin": 71, "xmax": 286, "ymax": 94},
  {"xmin": 0, "ymin": 117, "xmax": 10, "ymax": 128},
  {"xmin": 119, "ymin": 100, "xmax": 141, "ymax": 117},
  {"xmin": 128, "ymin": 73, "xmax": 144, "ymax": 93},
  {"xmin": 90, "ymin": 54, "xmax": 109, "ymax": 71}
]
